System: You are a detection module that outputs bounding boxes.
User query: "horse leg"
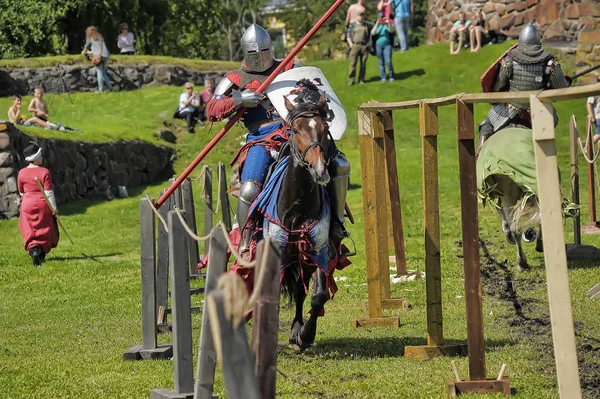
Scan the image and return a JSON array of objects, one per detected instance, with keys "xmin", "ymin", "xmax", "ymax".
[
  {"xmin": 516, "ymin": 234, "xmax": 530, "ymax": 272},
  {"xmin": 498, "ymin": 207, "xmax": 516, "ymax": 245},
  {"xmin": 535, "ymin": 228, "xmax": 544, "ymax": 253},
  {"xmin": 289, "ymin": 276, "xmax": 308, "ymax": 350},
  {"xmin": 294, "ymin": 269, "xmax": 328, "ymax": 351}
]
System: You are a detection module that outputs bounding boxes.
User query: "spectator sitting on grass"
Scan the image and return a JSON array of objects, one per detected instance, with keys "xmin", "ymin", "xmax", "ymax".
[
  {"xmin": 450, "ymin": 12, "xmax": 471, "ymax": 55},
  {"xmin": 199, "ymin": 78, "xmax": 215, "ymax": 120},
  {"xmin": 469, "ymin": 10, "xmax": 488, "ymax": 52},
  {"xmin": 8, "ymin": 95, "xmax": 56, "ymax": 129},
  {"xmin": 174, "ymin": 82, "xmax": 203, "ymax": 134},
  {"xmin": 27, "ymin": 89, "xmax": 63, "ymax": 130}
]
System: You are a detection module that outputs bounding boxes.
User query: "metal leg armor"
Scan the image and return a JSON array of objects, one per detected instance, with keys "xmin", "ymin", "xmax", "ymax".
[
  {"xmin": 236, "ymin": 180, "xmax": 260, "ymax": 253},
  {"xmin": 327, "ymin": 150, "xmax": 351, "ymax": 244}
]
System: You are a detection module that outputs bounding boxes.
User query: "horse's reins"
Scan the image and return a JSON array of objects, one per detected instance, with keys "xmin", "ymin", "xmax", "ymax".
[{"xmin": 287, "ymin": 110, "xmax": 329, "ymax": 169}]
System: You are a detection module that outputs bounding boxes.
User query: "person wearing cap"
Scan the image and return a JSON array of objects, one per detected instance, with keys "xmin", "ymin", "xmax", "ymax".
[
  {"xmin": 17, "ymin": 143, "xmax": 59, "ymax": 266},
  {"xmin": 347, "ymin": 13, "xmax": 371, "ymax": 86},
  {"xmin": 177, "ymin": 82, "xmax": 203, "ymax": 133},
  {"xmin": 117, "ymin": 23, "xmax": 135, "ymax": 55}
]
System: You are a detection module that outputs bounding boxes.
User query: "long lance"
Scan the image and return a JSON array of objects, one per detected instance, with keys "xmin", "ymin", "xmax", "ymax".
[
  {"xmin": 155, "ymin": 0, "xmax": 346, "ymax": 209},
  {"xmin": 572, "ymin": 63, "xmax": 600, "ymax": 80},
  {"xmin": 34, "ymin": 177, "xmax": 75, "ymax": 245}
]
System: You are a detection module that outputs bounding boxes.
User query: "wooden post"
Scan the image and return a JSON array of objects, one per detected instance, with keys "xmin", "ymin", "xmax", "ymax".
[
  {"xmin": 404, "ymin": 102, "xmax": 465, "ymax": 360},
  {"xmin": 353, "ymin": 108, "xmax": 400, "ymax": 328},
  {"xmin": 194, "ymin": 226, "xmax": 228, "ymax": 399},
  {"xmin": 570, "ymin": 116, "xmax": 581, "ymax": 245},
  {"xmin": 182, "ymin": 178, "xmax": 201, "ymax": 277},
  {"xmin": 123, "ymin": 198, "xmax": 172, "ymax": 361},
  {"xmin": 530, "ymin": 95, "xmax": 582, "ymax": 399},
  {"xmin": 207, "ymin": 291, "xmax": 260, "ymax": 399},
  {"xmin": 381, "ymin": 110, "xmax": 408, "ymax": 276},
  {"xmin": 152, "ymin": 210, "xmax": 195, "ymax": 397},
  {"xmin": 587, "ymin": 117, "xmax": 597, "ymax": 224},
  {"xmin": 419, "ymin": 101, "xmax": 444, "ymax": 347},
  {"xmin": 252, "ymin": 239, "xmax": 282, "ymax": 399},
  {"xmin": 456, "ymin": 99, "xmax": 486, "ymax": 381},
  {"xmin": 203, "ymin": 167, "xmax": 213, "ymax": 254},
  {"xmin": 218, "ymin": 162, "xmax": 233, "ymax": 232},
  {"xmin": 156, "ymin": 189, "xmax": 170, "ymax": 326}
]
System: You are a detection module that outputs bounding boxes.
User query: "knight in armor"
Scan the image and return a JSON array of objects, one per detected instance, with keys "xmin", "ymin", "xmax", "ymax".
[
  {"xmin": 476, "ymin": 24, "xmax": 570, "ymax": 155},
  {"xmin": 206, "ymin": 24, "xmax": 351, "ymax": 255}
]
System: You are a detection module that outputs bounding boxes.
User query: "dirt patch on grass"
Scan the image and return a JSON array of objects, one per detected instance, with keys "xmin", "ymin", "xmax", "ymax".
[{"xmin": 478, "ymin": 238, "xmax": 600, "ymax": 398}]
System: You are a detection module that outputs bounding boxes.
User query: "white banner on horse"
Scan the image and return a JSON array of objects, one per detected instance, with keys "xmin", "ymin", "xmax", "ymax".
[{"xmin": 266, "ymin": 66, "xmax": 347, "ymax": 141}]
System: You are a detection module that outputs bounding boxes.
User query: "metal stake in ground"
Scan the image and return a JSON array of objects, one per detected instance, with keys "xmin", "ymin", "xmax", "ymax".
[{"xmin": 154, "ymin": 0, "xmax": 347, "ymax": 210}]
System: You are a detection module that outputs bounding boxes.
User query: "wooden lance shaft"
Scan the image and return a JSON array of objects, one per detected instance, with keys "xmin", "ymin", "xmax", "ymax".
[
  {"xmin": 154, "ymin": 0, "xmax": 347, "ymax": 209},
  {"xmin": 34, "ymin": 177, "xmax": 75, "ymax": 245}
]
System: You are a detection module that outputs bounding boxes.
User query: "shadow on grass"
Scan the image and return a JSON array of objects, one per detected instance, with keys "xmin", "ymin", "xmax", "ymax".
[
  {"xmin": 364, "ymin": 68, "xmax": 426, "ymax": 84},
  {"xmin": 59, "ymin": 182, "xmax": 165, "ymax": 216},
  {"xmin": 47, "ymin": 252, "xmax": 123, "ymax": 263},
  {"xmin": 296, "ymin": 336, "xmax": 514, "ymax": 360}
]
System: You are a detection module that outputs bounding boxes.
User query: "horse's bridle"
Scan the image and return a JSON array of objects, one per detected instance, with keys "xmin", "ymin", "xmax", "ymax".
[{"xmin": 287, "ymin": 111, "xmax": 329, "ymax": 169}]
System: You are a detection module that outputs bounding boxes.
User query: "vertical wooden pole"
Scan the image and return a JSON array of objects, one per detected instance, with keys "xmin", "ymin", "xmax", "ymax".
[
  {"xmin": 570, "ymin": 116, "xmax": 581, "ymax": 245},
  {"xmin": 358, "ymin": 108, "xmax": 384, "ymax": 319},
  {"xmin": 182, "ymin": 178, "xmax": 201, "ymax": 276},
  {"xmin": 420, "ymin": 101, "xmax": 444, "ymax": 347},
  {"xmin": 218, "ymin": 162, "xmax": 233, "ymax": 232},
  {"xmin": 140, "ymin": 197, "xmax": 158, "ymax": 350},
  {"xmin": 370, "ymin": 111, "xmax": 392, "ymax": 300},
  {"xmin": 587, "ymin": 117, "xmax": 597, "ymax": 224},
  {"xmin": 167, "ymin": 210, "xmax": 194, "ymax": 395},
  {"xmin": 382, "ymin": 110, "xmax": 408, "ymax": 276},
  {"xmin": 530, "ymin": 95, "xmax": 582, "ymax": 399},
  {"xmin": 203, "ymin": 167, "xmax": 214, "ymax": 254},
  {"xmin": 156, "ymin": 189, "xmax": 170, "ymax": 322},
  {"xmin": 456, "ymin": 99, "xmax": 486, "ymax": 381},
  {"xmin": 194, "ymin": 226, "xmax": 228, "ymax": 399},
  {"xmin": 252, "ymin": 239, "xmax": 282, "ymax": 399}
]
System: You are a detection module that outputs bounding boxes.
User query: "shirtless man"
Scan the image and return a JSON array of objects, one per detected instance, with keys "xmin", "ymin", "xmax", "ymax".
[
  {"xmin": 345, "ymin": 0, "xmax": 367, "ymax": 57},
  {"xmin": 8, "ymin": 94, "xmax": 55, "ymax": 129},
  {"xmin": 27, "ymin": 88, "xmax": 62, "ymax": 130}
]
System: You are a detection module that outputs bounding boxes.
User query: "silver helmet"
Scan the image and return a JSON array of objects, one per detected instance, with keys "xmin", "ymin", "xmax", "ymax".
[
  {"xmin": 241, "ymin": 24, "xmax": 274, "ymax": 72},
  {"xmin": 519, "ymin": 24, "xmax": 541, "ymax": 46}
]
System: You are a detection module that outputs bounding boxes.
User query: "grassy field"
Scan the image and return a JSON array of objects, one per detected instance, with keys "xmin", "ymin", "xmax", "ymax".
[
  {"xmin": 0, "ymin": 55, "xmax": 238, "ymax": 71},
  {"xmin": 1, "ymin": 42, "xmax": 600, "ymax": 398}
]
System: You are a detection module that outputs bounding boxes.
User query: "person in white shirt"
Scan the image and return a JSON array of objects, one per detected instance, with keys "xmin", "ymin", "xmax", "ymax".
[
  {"xmin": 177, "ymin": 82, "xmax": 203, "ymax": 133},
  {"xmin": 117, "ymin": 23, "xmax": 135, "ymax": 55}
]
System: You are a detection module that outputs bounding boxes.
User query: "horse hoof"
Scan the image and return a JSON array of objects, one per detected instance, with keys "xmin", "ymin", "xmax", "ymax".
[
  {"xmin": 535, "ymin": 242, "xmax": 544, "ymax": 253},
  {"xmin": 288, "ymin": 343, "xmax": 303, "ymax": 352},
  {"xmin": 518, "ymin": 264, "xmax": 531, "ymax": 272},
  {"xmin": 505, "ymin": 233, "xmax": 516, "ymax": 246},
  {"xmin": 522, "ymin": 228, "xmax": 537, "ymax": 243}
]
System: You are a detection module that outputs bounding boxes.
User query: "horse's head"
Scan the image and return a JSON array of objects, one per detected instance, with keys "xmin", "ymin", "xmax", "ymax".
[{"xmin": 284, "ymin": 92, "xmax": 330, "ymax": 185}]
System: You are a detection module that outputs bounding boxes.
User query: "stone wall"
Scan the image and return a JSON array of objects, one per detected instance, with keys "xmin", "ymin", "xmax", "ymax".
[
  {"xmin": 0, "ymin": 64, "xmax": 225, "ymax": 97},
  {"xmin": 576, "ymin": 30, "xmax": 600, "ymax": 85},
  {"xmin": 427, "ymin": 0, "xmax": 600, "ymax": 44},
  {"xmin": 0, "ymin": 122, "xmax": 175, "ymax": 219}
]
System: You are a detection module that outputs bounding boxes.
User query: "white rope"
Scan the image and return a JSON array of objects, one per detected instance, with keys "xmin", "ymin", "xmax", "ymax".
[
  {"xmin": 577, "ymin": 137, "xmax": 600, "ymax": 164},
  {"xmin": 145, "ymin": 195, "xmax": 168, "ymax": 232},
  {"xmin": 174, "ymin": 207, "xmax": 212, "ymax": 242},
  {"xmin": 218, "ymin": 223, "xmax": 256, "ymax": 268},
  {"xmin": 191, "ymin": 165, "xmax": 224, "ymax": 216}
]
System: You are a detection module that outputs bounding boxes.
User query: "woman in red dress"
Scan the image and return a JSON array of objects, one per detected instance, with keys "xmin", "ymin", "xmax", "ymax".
[{"xmin": 18, "ymin": 144, "xmax": 59, "ymax": 266}]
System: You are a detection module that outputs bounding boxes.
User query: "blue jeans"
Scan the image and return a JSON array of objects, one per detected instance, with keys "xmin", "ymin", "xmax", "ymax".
[
  {"xmin": 596, "ymin": 119, "xmax": 600, "ymax": 136},
  {"xmin": 96, "ymin": 56, "xmax": 113, "ymax": 92},
  {"xmin": 394, "ymin": 17, "xmax": 410, "ymax": 52},
  {"xmin": 376, "ymin": 43, "xmax": 394, "ymax": 80}
]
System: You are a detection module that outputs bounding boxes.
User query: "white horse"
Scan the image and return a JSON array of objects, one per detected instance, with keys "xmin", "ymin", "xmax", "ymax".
[{"xmin": 477, "ymin": 126, "xmax": 545, "ymax": 271}]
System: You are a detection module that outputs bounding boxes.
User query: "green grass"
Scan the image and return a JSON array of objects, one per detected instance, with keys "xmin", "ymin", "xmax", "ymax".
[
  {"xmin": 1, "ymin": 42, "xmax": 600, "ymax": 399},
  {"xmin": 0, "ymin": 54, "xmax": 238, "ymax": 70}
]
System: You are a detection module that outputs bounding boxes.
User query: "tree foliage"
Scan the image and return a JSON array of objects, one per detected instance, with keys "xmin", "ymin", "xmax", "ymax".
[{"xmin": 0, "ymin": 0, "xmax": 268, "ymax": 60}]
